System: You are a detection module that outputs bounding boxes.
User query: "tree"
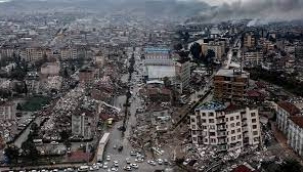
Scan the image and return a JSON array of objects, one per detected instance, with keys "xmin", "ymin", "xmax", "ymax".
[
  {"xmin": 163, "ymin": 77, "xmax": 171, "ymax": 88},
  {"xmin": 16, "ymin": 103, "xmax": 23, "ymax": 111},
  {"xmin": 4, "ymin": 145, "xmax": 20, "ymax": 164},
  {"xmin": 21, "ymin": 140, "xmax": 39, "ymax": 162},
  {"xmin": 190, "ymin": 42, "xmax": 201, "ymax": 60},
  {"xmin": 277, "ymin": 159, "xmax": 303, "ymax": 172},
  {"xmin": 173, "ymin": 43, "xmax": 183, "ymax": 51}
]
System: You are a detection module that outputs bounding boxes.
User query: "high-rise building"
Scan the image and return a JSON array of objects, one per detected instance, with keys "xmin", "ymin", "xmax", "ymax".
[
  {"xmin": 190, "ymin": 101, "xmax": 261, "ymax": 152},
  {"xmin": 243, "ymin": 32, "xmax": 256, "ymax": 48},
  {"xmin": 72, "ymin": 112, "xmax": 95, "ymax": 139},
  {"xmin": 175, "ymin": 58, "xmax": 191, "ymax": 91},
  {"xmin": 287, "ymin": 116, "xmax": 303, "ymax": 158},
  {"xmin": 214, "ymin": 69, "xmax": 250, "ymax": 102}
]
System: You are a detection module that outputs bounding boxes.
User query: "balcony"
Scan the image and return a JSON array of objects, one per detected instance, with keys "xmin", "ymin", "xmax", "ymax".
[{"xmin": 217, "ymin": 120, "xmax": 225, "ymax": 125}]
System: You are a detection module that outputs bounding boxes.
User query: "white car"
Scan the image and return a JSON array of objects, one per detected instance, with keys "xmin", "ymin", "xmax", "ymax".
[
  {"xmin": 157, "ymin": 159, "xmax": 163, "ymax": 165},
  {"xmin": 183, "ymin": 158, "xmax": 191, "ymax": 166},
  {"xmin": 123, "ymin": 166, "xmax": 132, "ymax": 171},
  {"xmin": 106, "ymin": 155, "xmax": 111, "ymax": 161},
  {"xmin": 130, "ymin": 163, "xmax": 139, "ymax": 169},
  {"xmin": 126, "ymin": 157, "xmax": 131, "ymax": 164},
  {"xmin": 147, "ymin": 160, "xmax": 156, "ymax": 166},
  {"xmin": 103, "ymin": 162, "xmax": 109, "ymax": 169},
  {"xmin": 111, "ymin": 167, "xmax": 118, "ymax": 171},
  {"xmin": 114, "ymin": 160, "xmax": 119, "ymax": 167}
]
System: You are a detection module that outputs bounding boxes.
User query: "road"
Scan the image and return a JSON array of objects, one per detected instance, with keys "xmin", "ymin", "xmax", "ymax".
[{"xmin": 99, "ymin": 47, "xmax": 169, "ymax": 172}]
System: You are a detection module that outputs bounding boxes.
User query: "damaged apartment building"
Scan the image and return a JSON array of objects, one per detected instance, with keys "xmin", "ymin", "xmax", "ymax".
[{"xmin": 190, "ymin": 101, "xmax": 261, "ymax": 153}]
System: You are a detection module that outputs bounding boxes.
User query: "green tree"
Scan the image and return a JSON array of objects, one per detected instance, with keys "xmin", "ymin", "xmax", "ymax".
[
  {"xmin": 4, "ymin": 145, "xmax": 20, "ymax": 164},
  {"xmin": 16, "ymin": 103, "xmax": 23, "ymax": 111},
  {"xmin": 277, "ymin": 159, "xmax": 303, "ymax": 172},
  {"xmin": 21, "ymin": 140, "xmax": 39, "ymax": 162}
]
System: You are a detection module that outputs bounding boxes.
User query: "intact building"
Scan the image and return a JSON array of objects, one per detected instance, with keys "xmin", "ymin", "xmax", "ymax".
[
  {"xmin": 287, "ymin": 116, "xmax": 303, "ymax": 158},
  {"xmin": 243, "ymin": 49, "xmax": 263, "ymax": 68},
  {"xmin": 276, "ymin": 101, "xmax": 300, "ymax": 135},
  {"xmin": 175, "ymin": 58, "xmax": 191, "ymax": 90},
  {"xmin": 243, "ymin": 32, "xmax": 256, "ymax": 48},
  {"xmin": 214, "ymin": 69, "xmax": 250, "ymax": 102},
  {"xmin": 72, "ymin": 112, "xmax": 95, "ymax": 139},
  {"xmin": 190, "ymin": 102, "xmax": 261, "ymax": 152}
]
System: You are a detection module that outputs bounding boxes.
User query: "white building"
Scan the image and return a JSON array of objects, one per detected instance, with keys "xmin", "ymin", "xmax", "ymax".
[
  {"xmin": 0, "ymin": 102, "xmax": 15, "ymax": 121},
  {"xmin": 72, "ymin": 112, "xmax": 94, "ymax": 139},
  {"xmin": 287, "ymin": 116, "xmax": 303, "ymax": 157},
  {"xmin": 175, "ymin": 58, "xmax": 191, "ymax": 90},
  {"xmin": 40, "ymin": 62, "xmax": 60, "ymax": 77},
  {"xmin": 276, "ymin": 101, "xmax": 300, "ymax": 135},
  {"xmin": 190, "ymin": 102, "xmax": 261, "ymax": 152},
  {"xmin": 243, "ymin": 50, "xmax": 263, "ymax": 68}
]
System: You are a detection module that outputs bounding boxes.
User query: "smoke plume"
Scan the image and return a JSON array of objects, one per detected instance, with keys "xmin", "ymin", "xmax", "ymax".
[{"xmin": 191, "ymin": 0, "xmax": 303, "ymax": 25}]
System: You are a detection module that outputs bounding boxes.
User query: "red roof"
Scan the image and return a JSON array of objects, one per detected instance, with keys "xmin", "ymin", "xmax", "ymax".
[
  {"xmin": 232, "ymin": 165, "xmax": 257, "ymax": 172},
  {"xmin": 247, "ymin": 90, "xmax": 261, "ymax": 97},
  {"xmin": 278, "ymin": 101, "xmax": 300, "ymax": 116},
  {"xmin": 289, "ymin": 116, "xmax": 303, "ymax": 129}
]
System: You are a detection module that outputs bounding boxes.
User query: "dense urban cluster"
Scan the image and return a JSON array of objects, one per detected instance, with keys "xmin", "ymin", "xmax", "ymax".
[{"xmin": 0, "ymin": 0, "xmax": 303, "ymax": 172}]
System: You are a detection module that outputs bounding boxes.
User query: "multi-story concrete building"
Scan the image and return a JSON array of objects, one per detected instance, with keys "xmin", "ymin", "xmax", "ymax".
[
  {"xmin": 175, "ymin": 58, "xmax": 191, "ymax": 91},
  {"xmin": 71, "ymin": 112, "xmax": 95, "ymax": 139},
  {"xmin": 60, "ymin": 45, "xmax": 88, "ymax": 60},
  {"xmin": 287, "ymin": 116, "xmax": 303, "ymax": 158},
  {"xmin": 0, "ymin": 102, "xmax": 15, "ymax": 121},
  {"xmin": 201, "ymin": 42, "xmax": 225, "ymax": 61},
  {"xmin": 276, "ymin": 101, "xmax": 300, "ymax": 135},
  {"xmin": 295, "ymin": 43, "xmax": 303, "ymax": 59},
  {"xmin": 243, "ymin": 32, "xmax": 256, "ymax": 48},
  {"xmin": 243, "ymin": 49, "xmax": 263, "ymax": 68},
  {"xmin": 214, "ymin": 69, "xmax": 250, "ymax": 102},
  {"xmin": 20, "ymin": 47, "xmax": 52, "ymax": 62},
  {"xmin": 190, "ymin": 101, "xmax": 261, "ymax": 152}
]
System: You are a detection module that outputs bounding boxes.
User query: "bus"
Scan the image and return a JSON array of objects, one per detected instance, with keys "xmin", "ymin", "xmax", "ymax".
[{"xmin": 97, "ymin": 133, "xmax": 110, "ymax": 162}]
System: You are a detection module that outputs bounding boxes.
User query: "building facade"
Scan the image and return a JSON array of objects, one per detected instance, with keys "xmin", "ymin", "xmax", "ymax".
[
  {"xmin": 243, "ymin": 50, "xmax": 263, "ymax": 68},
  {"xmin": 287, "ymin": 116, "xmax": 303, "ymax": 157},
  {"xmin": 71, "ymin": 112, "xmax": 93, "ymax": 139},
  {"xmin": 175, "ymin": 58, "xmax": 191, "ymax": 90},
  {"xmin": 214, "ymin": 69, "xmax": 250, "ymax": 102},
  {"xmin": 276, "ymin": 101, "xmax": 300, "ymax": 135},
  {"xmin": 190, "ymin": 102, "xmax": 261, "ymax": 152},
  {"xmin": 243, "ymin": 32, "xmax": 256, "ymax": 48}
]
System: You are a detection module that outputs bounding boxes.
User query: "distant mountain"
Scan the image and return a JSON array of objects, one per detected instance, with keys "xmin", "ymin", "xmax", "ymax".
[{"xmin": 0, "ymin": 0, "xmax": 210, "ymax": 22}]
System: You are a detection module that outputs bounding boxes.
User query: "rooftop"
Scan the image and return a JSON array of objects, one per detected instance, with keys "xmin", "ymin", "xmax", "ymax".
[
  {"xmin": 289, "ymin": 116, "xmax": 303, "ymax": 129},
  {"xmin": 216, "ymin": 69, "xmax": 249, "ymax": 78},
  {"xmin": 195, "ymin": 101, "xmax": 227, "ymax": 111},
  {"xmin": 278, "ymin": 101, "xmax": 300, "ymax": 116},
  {"xmin": 232, "ymin": 165, "xmax": 257, "ymax": 172},
  {"xmin": 144, "ymin": 47, "xmax": 170, "ymax": 54}
]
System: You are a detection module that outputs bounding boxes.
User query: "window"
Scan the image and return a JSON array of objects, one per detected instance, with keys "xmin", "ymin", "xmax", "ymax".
[
  {"xmin": 237, "ymin": 135, "xmax": 242, "ymax": 139},
  {"xmin": 231, "ymin": 123, "xmax": 235, "ymax": 127},
  {"xmin": 231, "ymin": 136, "xmax": 236, "ymax": 141},
  {"xmin": 210, "ymin": 132, "xmax": 216, "ymax": 136},
  {"xmin": 210, "ymin": 125, "xmax": 215, "ymax": 130},
  {"xmin": 209, "ymin": 112, "xmax": 214, "ymax": 117},
  {"xmin": 237, "ymin": 128, "xmax": 241, "ymax": 132},
  {"xmin": 204, "ymin": 139, "xmax": 208, "ymax": 143},
  {"xmin": 252, "ymin": 119, "xmax": 257, "ymax": 123},
  {"xmin": 192, "ymin": 131, "xmax": 196, "ymax": 135},
  {"xmin": 203, "ymin": 126, "xmax": 207, "ymax": 129},
  {"xmin": 209, "ymin": 119, "xmax": 215, "ymax": 123},
  {"xmin": 202, "ymin": 119, "xmax": 207, "ymax": 123},
  {"xmin": 236, "ymin": 116, "xmax": 240, "ymax": 120},
  {"xmin": 230, "ymin": 117, "xmax": 234, "ymax": 121},
  {"xmin": 253, "ymin": 131, "xmax": 258, "ymax": 135},
  {"xmin": 191, "ymin": 118, "xmax": 195, "ymax": 123},
  {"xmin": 251, "ymin": 113, "xmax": 256, "ymax": 117},
  {"xmin": 253, "ymin": 125, "xmax": 257, "ymax": 129},
  {"xmin": 211, "ymin": 138, "xmax": 216, "ymax": 143},
  {"xmin": 193, "ymin": 137, "xmax": 197, "ymax": 142},
  {"xmin": 191, "ymin": 125, "xmax": 196, "ymax": 129},
  {"xmin": 236, "ymin": 122, "xmax": 240, "ymax": 126},
  {"xmin": 226, "ymin": 118, "xmax": 229, "ymax": 122},
  {"xmin": 202, "ymin": 113, "xmax": 206, "ymax": 117},
  {"xmin": 254, "ymin": 137, "xmax": 259, "ymax": 142},
  {"xmin": 231, "ymin": 130, "xmax": 235, "ymax": 134}
]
